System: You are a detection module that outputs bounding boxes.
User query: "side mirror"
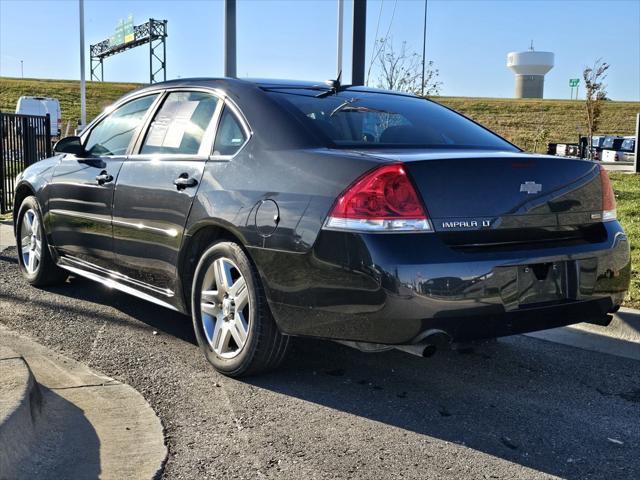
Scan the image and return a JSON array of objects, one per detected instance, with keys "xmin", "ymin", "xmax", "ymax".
[{"xmin": 53, "ymin": 136, "xmax": 88, "ymax": 157}]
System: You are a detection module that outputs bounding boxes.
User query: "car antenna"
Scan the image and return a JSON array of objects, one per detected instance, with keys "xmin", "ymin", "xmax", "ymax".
[{"xmin": 316, "ymin": 71, "xmax": 344, "ymax": 98}]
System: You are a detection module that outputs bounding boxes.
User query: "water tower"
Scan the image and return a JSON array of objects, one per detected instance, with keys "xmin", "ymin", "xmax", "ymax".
[{"xmin": 507, "ymin": 43, "xmax": 554, "ymax": 98}]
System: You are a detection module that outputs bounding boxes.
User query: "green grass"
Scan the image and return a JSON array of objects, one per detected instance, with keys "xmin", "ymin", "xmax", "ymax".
[
  {"xmin": 436, "ymin": 96, "xmax": 640, "ymax": 153},
  {"xmin": 610, "ymin": 173, "xmax": 640, "ymax": 309}
]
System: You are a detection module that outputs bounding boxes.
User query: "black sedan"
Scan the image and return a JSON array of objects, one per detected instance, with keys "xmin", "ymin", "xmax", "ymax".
[{"xmin": 12, "ymin": 78, "xmax": 630, "ymax": 377}]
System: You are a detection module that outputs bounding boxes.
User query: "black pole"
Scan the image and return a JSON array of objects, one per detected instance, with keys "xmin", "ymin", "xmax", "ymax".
[
  {"xmin": 0, "ymin": 114, "xmax": 4, "ymax": 214},
  {"xmin": 224, "ymin": 0, "xmax": 237, "ymax": 78},
  {"xmin": 351, "ymin": 0, "xmax": 366, "ymax": 85},
  {"xmin": 163, "ymin": 20, "xmax": 167, "ymax": 82},
  {"xmin": 149, "ymin": 19, "xmax": 153, "ymax": 84}
]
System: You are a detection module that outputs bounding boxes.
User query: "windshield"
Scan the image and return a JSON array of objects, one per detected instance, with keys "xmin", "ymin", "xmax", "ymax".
[{"xmin": 266, "ymin": 88, "xmax": 518, "ymax": 151}]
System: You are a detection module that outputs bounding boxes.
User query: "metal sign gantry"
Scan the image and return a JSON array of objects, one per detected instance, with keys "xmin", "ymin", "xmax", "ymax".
[{"xmin": 90, "ymin": 18, "xmax": 167, "ymax": 84}]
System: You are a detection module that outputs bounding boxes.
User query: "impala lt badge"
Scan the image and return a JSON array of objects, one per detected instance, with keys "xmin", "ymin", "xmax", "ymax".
[
  {"xmin": 441, "ymin": 219, "xmax": 492, "ymax": 229},
  {"xmin": 520, "ymin": 181, "xmax": 542, "ymax": 194}
]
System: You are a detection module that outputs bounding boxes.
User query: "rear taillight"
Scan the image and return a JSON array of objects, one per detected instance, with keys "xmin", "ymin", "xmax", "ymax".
[
  {"xmin": 599, "ymin": 164, "xmax": 616, "ymax": 221},
  {"xmin": 324, "ymin": 163, "xmax": 432, "ymax": 232}
]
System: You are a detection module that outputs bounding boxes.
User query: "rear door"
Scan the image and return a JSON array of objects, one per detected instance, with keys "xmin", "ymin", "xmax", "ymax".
[
  {"xmin": 48, "ymin": 93, "xmax": 160, "ymax": 270},
  {"xmin": 111, "ymin": 90, "xmax": 222, "ymax": 296}
]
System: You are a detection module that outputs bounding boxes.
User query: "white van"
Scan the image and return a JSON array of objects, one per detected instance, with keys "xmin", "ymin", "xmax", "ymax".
[{"xmin": 15, "ymin": 96, "xmax": 61, "ymax": 137}]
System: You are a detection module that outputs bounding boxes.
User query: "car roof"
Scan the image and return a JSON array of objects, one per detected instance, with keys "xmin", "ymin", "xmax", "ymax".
[{"xmin": 125, "ymin": 77, "xmax": 417, "ymax": 98}]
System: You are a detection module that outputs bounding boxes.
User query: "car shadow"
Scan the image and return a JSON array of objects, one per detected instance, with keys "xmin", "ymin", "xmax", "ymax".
[
  {"xmin": 245, "ymin": 336, "xmax": 638, "ymax": 479},
  {"xmin": 44, "ymin": 274, "xmax": 197, "ymax": 345}
]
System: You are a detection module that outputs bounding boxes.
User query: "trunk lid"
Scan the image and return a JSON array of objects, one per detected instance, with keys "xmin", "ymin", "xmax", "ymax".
[{"xmin": 352, "ymin": 149, "xmax": 606, "ymax": 249}]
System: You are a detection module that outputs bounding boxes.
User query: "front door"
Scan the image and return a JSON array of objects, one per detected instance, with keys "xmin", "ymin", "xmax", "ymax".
[
  {"xmin": 47, "ymin": 94, "xmax": 160, "ymax": 270},
  {"xmin": 111, "ymin": 90, "xmax": 222, "ymax": 298}
]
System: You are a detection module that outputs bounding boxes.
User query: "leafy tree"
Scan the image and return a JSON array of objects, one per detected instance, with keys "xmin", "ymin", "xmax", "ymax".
[
  {"xmin": 370, "ymin": 38, "xmax": 442, "ymax": 97},
  {"xmin": 583, "ymin": 59, "xmax": 609, "ymax": 158}
]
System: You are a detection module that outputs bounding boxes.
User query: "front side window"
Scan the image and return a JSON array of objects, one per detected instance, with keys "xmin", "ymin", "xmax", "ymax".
[
  {"xmin": 85, "ymin": 94, "xmax": 158, "ymax": 156},
  {"xmin": 266, "ymin": 89, "xmax": 518, "ymax": 151},
  {"xmin": 140, "ymin": 91, "xmax": 219, "ymax": 155},
  {"xmin": 213, "ymin": 108, "xmax": 247, "ymax": 156}
]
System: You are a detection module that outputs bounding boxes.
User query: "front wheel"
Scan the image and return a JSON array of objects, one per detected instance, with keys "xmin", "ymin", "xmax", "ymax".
[
  {"xmin": 191, "ymin": 240, "xmax": 289, "ymax": 377},
  {"xmin": 15, "ymin": 195, "xmax": 67, "ymax": 286}
]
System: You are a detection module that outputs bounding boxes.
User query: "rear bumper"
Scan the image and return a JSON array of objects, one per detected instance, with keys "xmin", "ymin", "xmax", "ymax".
[{"xmin": 249, "ymin": 221, "xmax": 630, "ymax": 345}]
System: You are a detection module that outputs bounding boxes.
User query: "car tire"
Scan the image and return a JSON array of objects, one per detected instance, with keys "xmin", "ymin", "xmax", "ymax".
[
  {"xmin": 191, "ymin": 240, "xmax": 289, "ymax": 377},
  {"xmin": 15, "ymin": 195, "xmax": 68, "ymax": 286}
]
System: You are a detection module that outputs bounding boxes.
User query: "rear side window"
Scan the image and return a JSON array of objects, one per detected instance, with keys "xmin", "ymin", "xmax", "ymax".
[
  {"xmin": 141, "ymin": 91, "xmax": 219, "ymax": 155},
  {"xmin": 213, "ymin": 108, "xmax": 247, "ymax": 156},
  {"xmin": 85, "ymin": 94, "xmax": 158, "ymax": 156},
  {"xmin": 267, "ymin": 89, "xmax": 517, "ymax": 151}
]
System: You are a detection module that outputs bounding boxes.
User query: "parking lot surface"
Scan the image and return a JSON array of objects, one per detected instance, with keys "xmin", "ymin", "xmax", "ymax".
[{"xmin": 1, "ymin": 247, "xmax": 638, "ymax": 479}]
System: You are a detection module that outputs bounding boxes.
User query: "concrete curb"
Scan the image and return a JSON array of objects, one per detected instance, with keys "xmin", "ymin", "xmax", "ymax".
[
  {"xmin": 0, "ymin": 326, "xmax": 167, "ymax": 479},
  {"xmin": 0, "ymin": 349, "xmax": 42, "ymax": 478}
]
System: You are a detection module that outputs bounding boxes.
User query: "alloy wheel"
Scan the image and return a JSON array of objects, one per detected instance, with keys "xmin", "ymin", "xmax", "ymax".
[
  {"xmin": 200, "ymin": 257, "xmax": 250, "ymax": 359},
  {"xmin": 20, "ymin": 208, "xmax": 42, "ymax": 275}
]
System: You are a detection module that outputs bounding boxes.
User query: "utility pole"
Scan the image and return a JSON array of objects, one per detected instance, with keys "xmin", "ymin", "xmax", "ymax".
[
  {"xmin": 336, "ymin": 0, "xmax": 344, "ymax": 79},
  {"xmin": 351, "ymin": 0, "xmax": 366, "ymax": 85},
  {"xmin": 420, "ymin": 0, "xmax": 428, "ymax": 97},
  {"xmin": 224, "ymin": 0, "xmax": 237, "ymax": 78},
  {"xmin": 20, "ymin": 60, "xmax": 23, "ymax": 78},
  {"xmin": 79, "ymin": 0, "xmax": 86, "ymax": 127}
]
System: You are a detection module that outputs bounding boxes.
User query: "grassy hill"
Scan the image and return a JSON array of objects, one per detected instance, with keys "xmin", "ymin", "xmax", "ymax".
[
  {"xmin": 0, "ymin": 77, "xmax": 141, "ymax": 134},
  {"xmin": 1, "ymin": 77, "xmax": 638, "ymax": 152},
  {"xmin": 438, "ymin": 96, "xmax": 639, "ymax": 153}
]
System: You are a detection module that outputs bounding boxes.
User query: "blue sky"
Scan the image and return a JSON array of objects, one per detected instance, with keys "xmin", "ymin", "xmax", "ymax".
[{"xmin": 1, "ymin": 0, "xmax": 638, "ymax": 100}]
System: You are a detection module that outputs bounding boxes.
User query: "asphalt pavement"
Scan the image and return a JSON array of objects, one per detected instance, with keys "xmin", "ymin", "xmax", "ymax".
[{"xmin": 1, "ymin": 246, "xmax": 639, "ymax": 479}]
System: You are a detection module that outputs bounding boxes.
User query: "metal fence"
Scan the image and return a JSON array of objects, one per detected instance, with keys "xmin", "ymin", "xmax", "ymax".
[{"xmin": 0, "ymin": 112, "xmax": 52, "ymax": 214}]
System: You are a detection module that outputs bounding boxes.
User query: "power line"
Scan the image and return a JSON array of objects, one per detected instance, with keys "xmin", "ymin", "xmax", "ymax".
[
  {"xmin": 366, "ymin": 0, "xmax": 398, "ymax": 86},
  {"xmin": 366, "ymin": 0, "xmax": 384, "ymax": 85}
]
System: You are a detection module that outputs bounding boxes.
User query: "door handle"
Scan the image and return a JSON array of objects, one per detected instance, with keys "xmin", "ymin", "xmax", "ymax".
[
  {"xmin": 174, "ymin": 173, "xmax": 198, "ymax": 190},
  {"xmin": 96, "ymin": 171, "xmax": 114, "ymax": 185}
]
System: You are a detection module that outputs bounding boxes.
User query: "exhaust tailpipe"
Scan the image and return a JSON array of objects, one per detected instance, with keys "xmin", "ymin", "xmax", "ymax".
[
  {"xmin": 393, "ymin": 342, "xmax": 437, "ymax": 358},
  {"xmin": 393, "ymin": 330, "xmax": 451, "ymax": 358}
]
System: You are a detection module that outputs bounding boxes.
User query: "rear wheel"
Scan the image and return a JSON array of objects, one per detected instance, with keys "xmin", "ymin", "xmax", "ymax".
[
  {"xmin": 191, "ymin": 240, "xmax": 289, "ymax": 377},
  {"xmin": 15, "ymin": 196, "xmax": 67, "ymax": 286}
]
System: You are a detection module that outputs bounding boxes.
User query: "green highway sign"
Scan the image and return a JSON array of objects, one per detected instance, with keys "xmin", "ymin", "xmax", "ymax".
[
  {"xmin": 569, "ymin": 78, "xmax": 580, "ymax": 87},
  {"xmin": 110, "ymin": 15, "xmax": 134, "ymax": 47},
  {"xmin": 124, "ymin": 15, "xmax": 134, "ymax": 43}
]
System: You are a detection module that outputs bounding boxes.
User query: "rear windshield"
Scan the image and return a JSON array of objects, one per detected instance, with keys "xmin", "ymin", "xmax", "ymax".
[{"xmin": 266, "ymin": 88, "xmax": 517, "ymax": 150}]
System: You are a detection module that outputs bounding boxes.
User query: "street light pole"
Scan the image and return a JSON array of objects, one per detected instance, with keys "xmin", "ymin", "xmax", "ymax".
[
  {"xmin": 79, "ymin": 0, "xmax": 86, "ymax": 127},
  {"xmin": 224, "ymin": 0, "xmax": 237, "ymax": 78},
  {"xmin": 20, "ymin": 60, "xmax": 23, "ymax": 78}
]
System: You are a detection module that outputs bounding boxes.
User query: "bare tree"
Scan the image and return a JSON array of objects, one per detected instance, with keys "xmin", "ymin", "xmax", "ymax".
[
  {"xmin": 528, "ymin": 113, "xmax": 550, "ymax": 153},
  {"xmin": 583, "ymin": 59, "xmax": 609, "ymax": 158},
  {"xmin": 372, "ymin": 38, "xmax": 442, "ymax": 96}
]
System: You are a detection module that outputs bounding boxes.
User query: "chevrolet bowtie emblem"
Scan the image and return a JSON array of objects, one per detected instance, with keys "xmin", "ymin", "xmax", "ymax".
[{"xmin": 520, "ymin": 181, "xmax": 542, "ymax": 194}]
